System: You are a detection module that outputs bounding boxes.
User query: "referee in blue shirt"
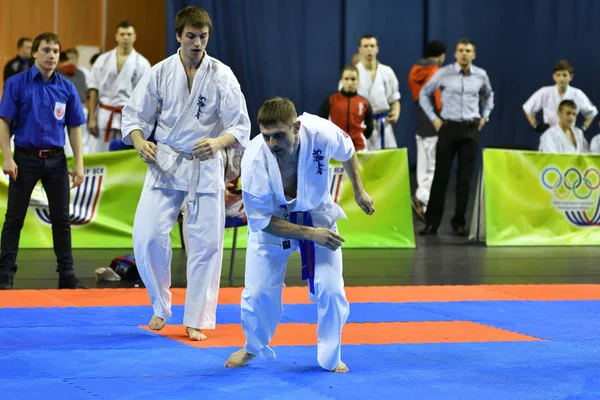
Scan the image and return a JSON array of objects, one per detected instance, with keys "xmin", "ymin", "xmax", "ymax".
[
  {"xmin": 418, "ymin": 38, "xmax": 494, "ymax": 236},
  {"xmin": 0, "ymin": 33, "xmax": 87, "ymax": 290}
]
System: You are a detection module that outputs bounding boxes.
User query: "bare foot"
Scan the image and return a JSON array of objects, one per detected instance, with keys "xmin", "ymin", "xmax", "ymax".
[
  {"xmin": 224, "ymin": 348, "xmax": 256, "ymax": 368},
  {"xmin": 331, "ymin": 361, "xmax": 349, "ymax": 373},
  {"xmin": 186, "ymin": 327, "xmax": 208, "ymax": 341},
  {"xmin": 148, "ymin": 315, "xmax": 166, "ymax": 331}
]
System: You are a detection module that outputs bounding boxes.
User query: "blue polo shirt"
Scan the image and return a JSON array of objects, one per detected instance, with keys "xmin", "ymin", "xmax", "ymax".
[{"xmin": 0, "ymin": 65, "xmax": 86, "ymax": 149}]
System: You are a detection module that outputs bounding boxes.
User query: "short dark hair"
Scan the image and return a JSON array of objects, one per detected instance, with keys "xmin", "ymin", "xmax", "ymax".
[
  {"xmin": 116, "ymin": 20, "xmax": 135, "ymax": 31},
  {"xmin": 32, "ymin": 33, "xmax": 61, "ymax": 53},
  {"xmin": 257, "ymin": 97, "xmax": 297, "ymax": 128},
  {"xmin": 66, "ymin": 48, "xmax": 79, "ymax": 57},
  {"xmin": 456, "ymin": 38, "xmax": 476, "ymax": 49},
  {"xmin": 175, "ymin": 6, "xmax": 212, "ymax": 36},
  {"xmin": 558, "ymin": 99, "xmax": 577, "ymax": 111},
  {"xmin": 424, "ymin": 40, "xmax": 446, "ymax": 58},
  {"xmin": 359, "ymin": 34, "xmax": 377, "ymax": 47},
  {"xmin": 59, "ymin": 51, "xmax": 69, "ymax": 63},
  {"xmin": 554, "ymin": 60, "xmax": 573, "ymax": 74},
  {"xmin": 340, "ymin": 65, "xmax": 358, "ymax": 78},
  {"xmin": 17, "ymin": 37, "xmax": 31, "ymax": 49},
  {"xmin": 90, "ymin": 53, "xmax": 100, "ymax": 65}
]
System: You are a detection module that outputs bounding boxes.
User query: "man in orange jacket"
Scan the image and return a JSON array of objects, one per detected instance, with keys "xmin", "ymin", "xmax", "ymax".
[{"xmin": 408, "ymin": 40, "xmax": 445, "ymax": 221}]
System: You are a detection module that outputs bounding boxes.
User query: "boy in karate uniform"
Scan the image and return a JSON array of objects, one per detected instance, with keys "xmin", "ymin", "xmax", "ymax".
[
  {"xmin": 224, "ymin": 97, "xmax": 374, "ymax": 372},
  {"xmin": 539, "ymin": 100, "xmax": 588, "ymax": 154},
  {"xmin": 121, "ymin": 7, "xmax": 250, "ymax": 341}
]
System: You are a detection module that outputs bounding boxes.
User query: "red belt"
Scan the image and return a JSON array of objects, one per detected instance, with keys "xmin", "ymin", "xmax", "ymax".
[{"xmin": 99, "ymin": 104, "xmax": 124, "ymax": 142}]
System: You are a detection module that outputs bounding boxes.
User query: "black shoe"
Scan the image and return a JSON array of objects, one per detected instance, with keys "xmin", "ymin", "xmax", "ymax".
[
  {"xmin": 451, "ymin": 222, "xmax": 468, "ymax": 236},
  {"xmin": 419, "ymin": 225, "xmax": 438, "ymax": 236},
  {"xmin": 0, "ymin": 274, "xmax": 13, "ymax": 290},
  {"xmin": 58, "ymin": 275, "xmax": 88, "ymax": 289}
]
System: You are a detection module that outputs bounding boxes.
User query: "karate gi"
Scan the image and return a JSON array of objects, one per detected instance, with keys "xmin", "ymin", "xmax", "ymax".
[
  {"xmin": 88, "ymin": 49, "xmax": 151, "ymax": 153},
  {"xmin": 590, "ymin": 135, "xmax": 600, "ymax": 154},
  {"xmin": 240, "ymin": 112, "xmax": 353, "ymax": 370},
  {"xmin": 523, "ymin": 85, "xmax": 598, "ymax": 127},
  {"xmin": 340, "ymin": 61, "xmax": 401, "ymax": 150},
  {"xmin": 181, "ymin": 147, "xmax": 245, "ymax": 253},
  {"xmin": 539, "ymin": 125, "xmax": 588, "ymax": 154},
  {"xmin": 121, "ymin": 50, "xmax": 250, "ymax": 329}
]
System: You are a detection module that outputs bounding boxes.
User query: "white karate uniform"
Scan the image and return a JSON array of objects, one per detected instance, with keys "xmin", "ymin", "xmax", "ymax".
[
  {"xmin": 121, "ymin": 50, "xmax": 250, "ymax": 329},
  {"xmin": 590, "ymin": 135, "xmax": 600, "ymax": 154},
  {"xmin": 539, "ymin": 125, "xmax": 589, "ymax": 154},
  {"xmin": 181, "ymin": 147, "xmax": 245, "ymax": 253},
  {"xmin": 340, "ymin": 61, "xmax": 401, "ymax": 150},
  {"xmin": 523, "ymin": 85, "xmax": 598, "ymax": 127},
  {"xmin": 240, "ymin": 112, "xmax": 353, "ymax": 370},
  {"xmin": 415, "ymin": 135, "xmax": 437, "ymax": 210},
  {"xmin": 88, "ymin": 48, "xmax": 151, "ymax": 153}
]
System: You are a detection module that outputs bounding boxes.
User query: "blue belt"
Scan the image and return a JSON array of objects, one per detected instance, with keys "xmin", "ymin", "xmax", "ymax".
[
  {"xmin": 289, "ymin": 211, "xmax": 315, "ymax": 294},
  {"xmin": 373, "ymin": 112, "xmax": 388, "ymax": 149}
]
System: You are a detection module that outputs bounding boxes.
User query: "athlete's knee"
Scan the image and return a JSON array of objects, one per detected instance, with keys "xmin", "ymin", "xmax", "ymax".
[
  {"xmin": 316, "ymin": 278, "xmax": 347, "ymax": 305},
  {"xmin": 242, "ymin": 284, "xmax": 282, "ymax": 312}
]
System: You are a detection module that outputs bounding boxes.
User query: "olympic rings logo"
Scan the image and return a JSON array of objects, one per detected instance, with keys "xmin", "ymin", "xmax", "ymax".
[{"xmin": 541, "ymin": 167, "xmax": 600, "ymax": 200}]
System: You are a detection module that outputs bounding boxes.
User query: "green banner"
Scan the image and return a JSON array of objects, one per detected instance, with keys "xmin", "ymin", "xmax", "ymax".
[
  {"xmin": 0, "ymin": 148, "xmax": 414, "ymax": 249},
  {"xmin": 0, "ymin": 150, "xmax": 182, "ymax": 249},
  {"xmin": 224, "ymin": 148, "xmax": 415, "ymax": 249},
  {"xmin": 484, "ymin": 149, "xmax": 600, "ymax": 246}
]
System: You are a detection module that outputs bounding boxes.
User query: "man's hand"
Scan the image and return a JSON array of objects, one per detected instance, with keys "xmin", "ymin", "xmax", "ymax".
[
  {"xmin": 134, "ymin": 140, "xmax": 157, "ymax": 164},
  {"xmin": 193, "ymin": 138, "xmax": 223, "ymax": 161},
  {"xmin": 88, "ymin": 118, "xmax": 98, "ymax": 137},
  {"xmin": 225, "ymin": 182, "xmax": 242, "ymax": 204},
  {"xmin": 70, "ymin": 163, "xmax": 84, "ymax": 188},
  {"xmin": 433, "ymin": 117, "xmax": 444, "ymax": 132},
  {"xmin": 2, "ymin": 158, "xmax": 17, "ymax": 182},
  {"xmin": 309, "ymin": 228, "xmax": 345, "ymax": 251},
  {"xmin": 385, "ymin": 109, "xmax": 399, "ymax": 124},
  {"xmin": 355, "ymin": 189, "xmax": 375, "ymax": 215},
  {"xmin": 478, "ymin": 117, "xmax": 488, "ymax": 131}
]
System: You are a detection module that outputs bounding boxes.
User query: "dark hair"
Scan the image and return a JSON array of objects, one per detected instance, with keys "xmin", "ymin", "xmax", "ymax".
[
  {"xmin": 90, "ymin": 53, "xmax": 100, "ymax": 65},
  {"xmin": 116, "ymin": 20, "xmax": 135, "ymax": 31},
  {"xmin": 424, "ymin": 40, "xmax": 446, "ymax": 58},
  {"xmin": 17, "ymin": 37, "xmax": 31, "ymax": 49},
  {"xmin": 456, "ymin": 38, "xmax": 476, "ymax": 49},
  {"xmin": 32, "ymin": 33, "xmax": 61, "ymax": 53},
  {"xmin": 59, "ymin": 51, "xmax": 69, "ymax": 63},
  {"xmin": 340, "ymin": 65, "xmax": 358, "ymax": 78},
  {"xmin": 66, "ymin": 48, "xmax": 79, "ymax": 57},
  {"xmin": 554, "ymin": 60, "xmax": 573, "ymax": 74},
  {"xmin": 257, "ymin": 97, "xmax": 297, "ymax": 128},
  {"xmin": 558, "ymin": 99, "xmax": 577, "ymax": 111},
  {"xmin": 175, "ymin": 6, "xmax": 212, "ymax": 36},
  {"xmin": 359, "ymin": 34, "xmax": 377, "ymax": 47}
]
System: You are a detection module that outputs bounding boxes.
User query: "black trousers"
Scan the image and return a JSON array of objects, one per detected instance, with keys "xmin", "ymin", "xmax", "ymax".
[
  {"xmin": 0, "ymin": 148, "xmax": 74, "ymax": 278},
  {"xmin": 425, "ymin": 121, "xmax": 480, "ymax": 230}
]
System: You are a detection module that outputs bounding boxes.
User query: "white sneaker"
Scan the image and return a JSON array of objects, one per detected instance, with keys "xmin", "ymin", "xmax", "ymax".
[{"xmin": 95, "ymin": 268, "xmax": 121, "ymax": 282}]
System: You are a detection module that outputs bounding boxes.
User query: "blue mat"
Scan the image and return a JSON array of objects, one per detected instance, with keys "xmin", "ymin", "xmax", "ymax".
[{"xmin": 2, "ymin": 300, "xmax": 600, "ymax": 398}]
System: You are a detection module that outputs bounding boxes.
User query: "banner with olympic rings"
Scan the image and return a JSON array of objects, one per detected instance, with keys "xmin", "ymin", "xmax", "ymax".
[{"xmin": 483, "ymin": 149, "xmax": 600, "ymax": 246}]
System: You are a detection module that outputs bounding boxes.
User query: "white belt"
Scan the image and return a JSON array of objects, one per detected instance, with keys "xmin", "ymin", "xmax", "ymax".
[{"xmin": 157, "ymin": 143, "xmax": 201, "ymax": 203}]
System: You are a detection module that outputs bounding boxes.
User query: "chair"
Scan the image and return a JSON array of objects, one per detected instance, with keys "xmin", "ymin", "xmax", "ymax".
[{"xmin": 177, "ymin": 213, "xmax": 247, "ymax": 286}]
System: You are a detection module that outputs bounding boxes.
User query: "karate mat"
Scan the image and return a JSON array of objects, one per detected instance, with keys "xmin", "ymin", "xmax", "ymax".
[{"xmin": 1, "ymin": 284, "xmax": 600, "ymax": 399}]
